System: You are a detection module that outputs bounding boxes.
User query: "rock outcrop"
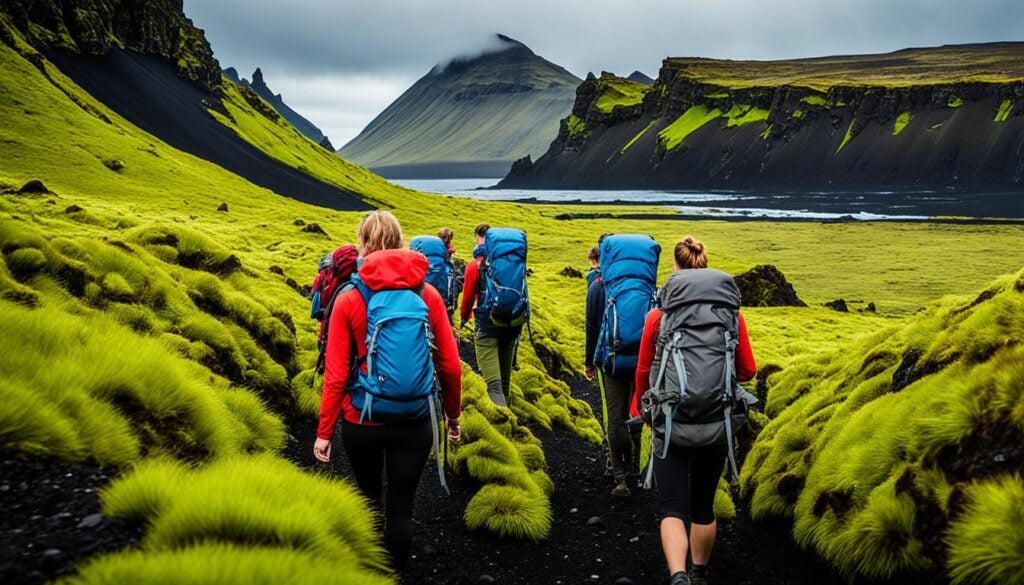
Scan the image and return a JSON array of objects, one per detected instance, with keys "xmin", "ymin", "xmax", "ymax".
[
  {"xmin": 734, "ymin": 264, "xmax": 806, "ymax": 307},
  {"xmin": 0, "ymin": 0, "xmax": 221, "ymax": 90},
  {"xmin": 499, "ymin": 43, "xmax": 1024, "ymax": 193}
]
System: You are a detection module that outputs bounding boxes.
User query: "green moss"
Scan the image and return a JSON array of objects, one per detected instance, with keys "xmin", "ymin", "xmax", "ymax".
[
  {"xmin": 724, "ymin": 104, "xmax": 770, "ymax": 128},
  {"xmin": 801, "ymin": 94, "xmax": 828, "ymax": 107},
  {"xmin": 792, "ymin": 109, "xmax": 805, "ymax": 119},
  {"xmin": 658, "ymin": 105, "xmax": 722, "ymax": 150},
  {"xmin": 994, "ymin": 99, "xmax": 1013, "ymax": 122},
  {"xmin": 760, "ymin": 124, "xmax": 773, "ymax": 139},
  {"xmin": 566, "ymin": 113, "xmax": 587, "ymax": 140},
  {"xmin": 928, "ymin": 123, "xmax": 944, "ymax": 132},
  {"xmin": 464, "ymin": 484, "xmax": 552, "ymax": 542},
  {"xmin": 947, "ymin": 96, "xmax": 964, "ymax": 108},
  {"xmin": 594, "ymin": 77, "xmax": 651, "ymax": 113},
  {"xmin": 947, "ymin": 476, "xmax": 1024, "ymax": 585},
  {"xmin": 892, "ymin": 112, "xmax": 913, "ymax": 136},
  {"xmin": 705, "ymin": 92, "xmax": 730, "ymax": 99},
  {"xmin": 836, "ymin": 119, "xmax": 856, "ymax": 153},
  {"xmin": 620, "ymin": 119, "xmax": 659, "ymax": 154}
]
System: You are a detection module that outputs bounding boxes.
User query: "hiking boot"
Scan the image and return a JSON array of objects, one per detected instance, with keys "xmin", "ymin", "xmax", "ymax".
[
  {"xmin": 689, "ymin": 577, "xmax": 708, "ymax": 585},
  {"xmin": 611, "ymin": 482, "xmax": 631, "ymax": 498},
  {"xmin": 669, "ymin": 572, "xmax": 690, "ymax": 585}
]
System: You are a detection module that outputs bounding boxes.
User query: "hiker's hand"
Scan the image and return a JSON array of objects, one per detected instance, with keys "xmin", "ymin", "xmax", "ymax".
[
  {"xmin": 447, "ymin": 417, "xmax": 461, "ymax": 442},
  {"xmin": 585, "ymin": 366, "xmax": 596, "ymax": 381},
  {"xmin": 313, "ymin": 438, "xmax": 332, "ymax": 462}
]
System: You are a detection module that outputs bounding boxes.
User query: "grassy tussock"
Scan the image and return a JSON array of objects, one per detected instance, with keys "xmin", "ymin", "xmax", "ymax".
[
  {"xmin": 63, "ymin": 543, "xmax": 392, "ymax": 585},
  {"xmin": 95, "ymin": 456, "xmax": 390, "ymax": 582},
  {"xmin": 946, "ymin": 476, "xmax": 1024, "ymax": 585},
  {"xmin": 742, "ymin": 268, "xmax": 1024, "ymax": 581}
]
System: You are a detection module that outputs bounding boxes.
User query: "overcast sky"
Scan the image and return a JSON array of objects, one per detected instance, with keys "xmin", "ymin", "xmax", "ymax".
[{"xmin": 182, "ymin": 0, "xmax": 1023, "ymax": 147}]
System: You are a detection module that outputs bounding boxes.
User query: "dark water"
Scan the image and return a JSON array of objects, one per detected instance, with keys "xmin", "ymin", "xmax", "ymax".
[{"xmin": 394, "ymin": 179, "xmax": 1024, "ymax": 221}]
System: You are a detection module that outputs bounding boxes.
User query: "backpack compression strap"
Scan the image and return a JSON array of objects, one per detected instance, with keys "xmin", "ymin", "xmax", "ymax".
[
  {"xmin": 722, "ymin": 328, "xmax": 741, "ymax": 485},
  {"xmin": 644, "ymin": 314, "xmax": 683, "ymax": 489},
  {"xmin": 312, "ymin": 281, "xmax": 356, "ymax": 385}
]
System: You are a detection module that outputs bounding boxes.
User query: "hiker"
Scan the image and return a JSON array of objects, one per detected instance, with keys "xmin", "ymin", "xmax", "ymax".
[
  {"xmin": 314, "ymin": 210, "xmax": 462, "ymax": 572},
  {"xmin": 411, "ymin": 233, "xmax": 458, "ymax": 323},
  {"xmin": 586, "ymin": 234, "xmax": 661, "ymax": 497},
  {"xmin": 586, "ymin": 245, "xmax": 600, "ymax": 288},
  {"xmin": 460, "ymin": 223, "xmax": 530, "ymax": 407},
  {"xmin": 632, "ymin": 236, "xmax": 757, "ymax": 585},
  {"xmin": 438, "ymin": 227, "xmax": 456, "ymax": 261}
]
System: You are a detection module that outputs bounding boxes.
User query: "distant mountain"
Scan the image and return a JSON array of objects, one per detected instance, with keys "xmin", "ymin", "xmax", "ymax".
[
  {"xmin": 338, "ymin": 34, "xmax": 581, "ymax": 179},
  {"xmin": 626, "ymin": 71, "xmax": 655, "ymax": 84},
  {"xmin": 225, "ymin": 66, "xmax": 331, "ymax": 149},
  {"xmin": 501, "ymin": 43, "xmax": 1024, "ymax": 193}
]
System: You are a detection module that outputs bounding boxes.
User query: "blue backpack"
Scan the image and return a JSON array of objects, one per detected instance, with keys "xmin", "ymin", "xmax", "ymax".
[
  {"xmin": 479, "ymin": 228, "xmax": 530, "ymax": 327},
  {"xmin": 411, "ymin": 236, "xmax": 455, "ymax": 309},
  {"xmin": 348, "ymin": 278, "xmax": 438, "ymax": 423},
  {"xmin": 594, "ymin": 234, "xmax": 661, "ymax": 374}
]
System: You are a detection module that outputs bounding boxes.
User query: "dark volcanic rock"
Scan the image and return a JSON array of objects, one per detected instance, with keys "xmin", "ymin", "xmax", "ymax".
[
  {"xmin": 560, "ymin": 265, "xmax": 584, "ymax": 279},
  {"xmin": 3, "ymin": 0, "xmax": 222, "ymax": 90},
  {"xmin": 301, "ymin": 223, "xmax": 328, "ymax": 237},
  {"xmin": 734, "ymin": 264, "xmax": 806, "ymax": 307},
  {"xmin": 217, "ymin": 202, "xmax": 228, "ymax": 212},
  {"xmin": 824, "ymin": 299, "xmax": 850, "ymax": 312},
  {"xmin": 18, "ymin": 179, "xmax": 49, "ymax": 194}
]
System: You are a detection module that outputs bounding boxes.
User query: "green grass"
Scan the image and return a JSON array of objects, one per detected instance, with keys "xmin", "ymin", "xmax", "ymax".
[
  {"xmin": 97, "ymin": 456, "xmax": 392, "ymax": 581},
  {"xmin": 741, "ymin": 268, "xmax": 1024, "ymax": 580},
  {"xmin": 620, "ymin": 118, "xmax": 659, "ymax": 154},
  {"xmin": 664, "ymin": 44, "xmax": 1024, "ymax": 91},
  {"xmin": 801, "ymin": 94, "xmax": 829, "ymax": 107},
  {"xmin": 594, "ymin": 75, "xmax": 651, "ymax": 113},
  {"xmin": 946, "ymin": 476, "xmax": 1024, "ymax": 585},
  {"xmin": 566, "ymin": 113, "xmax": 587, "ymax": 139},
  {"xmin": 724, "ymin": 104, "xmax": 770, "ymax": 128},
  {"xmin": 4, "ymin": 15, "xmax": 1024, "ymax": 583},
  {"xmin": 994, "ymin": 99, "xmax": 1013, "ymax": 122},
  {"xmin": 658, "ymin": 105, "xmax": 722, "ymax": 150},
  {"xmin": 947, "ymin": 96, "xmax": 964, "ymax": 108},
  {"xmin": 836, "ymin": 119, "xmax": 856, "ymax": 153},
  {"xmin": 893, "ymin": 112, "xmax": 914, "ymax": 135}
]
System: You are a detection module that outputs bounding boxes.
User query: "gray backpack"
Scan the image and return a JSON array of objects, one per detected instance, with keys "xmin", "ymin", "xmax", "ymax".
[{"xmin": 640, "ymin": 268, "xmax": 758, "ymax": 488}]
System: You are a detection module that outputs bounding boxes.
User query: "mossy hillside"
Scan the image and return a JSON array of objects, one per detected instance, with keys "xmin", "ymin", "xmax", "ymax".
[
  {"xmin": 741, "ymin": 268, "xmax": 1024, "ymax": 582},
  {"xmin": 658, "ymin": 105, "xmax": 722, "ymax": 150},
  {"xmin": 82, "ymin": 455, "xmax": 392, "ymax": 584},
  {"xmin": 594, "ymin": 75, "xmax": 652, "ymax": 113}
]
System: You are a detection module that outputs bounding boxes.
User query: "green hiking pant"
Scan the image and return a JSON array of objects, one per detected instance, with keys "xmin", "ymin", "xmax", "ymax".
[
  {"xmin": 603, "ymin": 371, "xmax": 642, "ymax": 483},
  {"xmin": 474, "ymin": 330, "xmax": 521, "ymax": 407}
]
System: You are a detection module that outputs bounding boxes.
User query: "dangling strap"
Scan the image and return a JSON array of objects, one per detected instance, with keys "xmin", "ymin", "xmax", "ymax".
[
  {"xmin": 428, "ymin": 394, "xmax": 449, "ymax": 495},
  {"xmin": 359, "ymin": 393, "xmax": 373, "ymax": 425},
  {"xmin": 643, "ymin": 430, "xmax": 656, "ymax": 489},
  {"xmin": 723, "ymin": 329, "xmax": 740, "ymax": 485},
  {"xmin": 597, "ymin": 370, "xmax": 610, "ymax": 436}
]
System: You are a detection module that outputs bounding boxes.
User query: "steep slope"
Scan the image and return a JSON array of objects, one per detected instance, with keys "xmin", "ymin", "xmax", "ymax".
[
  {"xmin": 227, "ymin": 66, "xmax": 332, "ymax": 149},
  {"xmin": 338, "ymin": 34, "xmax": 581, "ymax": 179},
  {"xmin": 1, "ymin": 0, "xmax": 369, "ymax": 210},
  {"xmin": 500, "ymin": 43, "xmax": 1024, "ymax": 194},
  {"xmin": 626, "ymin": 70, "xmax": 655, "ymax": 85},
  {"xmin": 742, "ymin": 268, "xmax": 1024, "ymax": 583}
]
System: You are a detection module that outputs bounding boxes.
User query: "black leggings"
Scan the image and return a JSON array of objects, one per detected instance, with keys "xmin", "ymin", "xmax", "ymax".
[
  {"xmin": 341, "ymin": 419, "xmax": 433, "ymax": 571},
  {"xmin": 653, "ymin": 442, "xmax": 727, "ymax": 525}
]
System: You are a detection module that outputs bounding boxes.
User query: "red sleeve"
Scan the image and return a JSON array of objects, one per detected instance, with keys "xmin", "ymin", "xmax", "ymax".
[
  {"xmin": 631, "ymin": 309, "xmax": 662, "ymax": 418},
  {"xmin": 425, "ymin": 285, "xmax": 462, "ymax": 419},
  {"xmin": 460, "ymin": 259, "xmax": 480, "ymax": 324},
  {"xmin": 317, "ymin": 293, "xmax": 355, "ymax": 440},
  {"xmin": 736, "ymin": 311, "xmax": 757, "ymax": 382}
]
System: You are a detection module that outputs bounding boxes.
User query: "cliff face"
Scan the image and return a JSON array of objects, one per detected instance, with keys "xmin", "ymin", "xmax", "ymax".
[
  {"xmin": 0, "ymin": 0, "xmax": 220, "ymax": 90},
  {"xmin": 338, "ymin": 34, "xmax": 581, "ymax": 179},
  {"xmin": 227, "ymin": 67, "xmax": 329, "ymax": 147},
  {"xmin": 500, "ymin": 43, "xmax": 1024, "ymax": 193}
]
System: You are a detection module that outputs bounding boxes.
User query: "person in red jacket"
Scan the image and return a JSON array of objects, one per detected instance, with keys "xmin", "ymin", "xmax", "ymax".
[
  {"xmin": 632, "ymin": 236, "xmax": 756, "ymax": 585},
  {"xmin": 314, "ymin": 210, "xmax": 462, "ymax": 572}
]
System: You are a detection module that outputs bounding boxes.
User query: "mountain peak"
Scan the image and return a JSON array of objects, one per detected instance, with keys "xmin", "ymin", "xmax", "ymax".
[{"xmin": 252, "ymin": 68, "xmax": 264, "ymax": 84}]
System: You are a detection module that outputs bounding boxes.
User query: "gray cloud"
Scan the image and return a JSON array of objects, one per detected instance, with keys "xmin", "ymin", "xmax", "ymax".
[{"xmin": 183, "ymin": 0, "xmax": 1024, "ymax": 145}]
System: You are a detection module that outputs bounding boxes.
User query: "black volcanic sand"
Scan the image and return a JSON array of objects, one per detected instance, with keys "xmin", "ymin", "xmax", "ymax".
[
  {"xmin": 0, "ymin": 455, "xmax": 143, "ymax": 585},
  {"xmin": 46, "ymin": 49, "xmax": 371, "ymax": 212},
  {"xmin": 286, "ymin": 343, "xmax": 845, "ymax": 585}
]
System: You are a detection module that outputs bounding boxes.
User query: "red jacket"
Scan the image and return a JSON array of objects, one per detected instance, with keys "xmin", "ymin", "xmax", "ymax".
[
  {"xmin": 317, "ymin": 249, "xmax": 462, "ymax": 440},
  {"xmin": 631, "ymin": 309, "xmax": 756, "ymax": 418},
  {"xmin": 459, "ymin": 253, "xmax": 484, "ymax": 324}
]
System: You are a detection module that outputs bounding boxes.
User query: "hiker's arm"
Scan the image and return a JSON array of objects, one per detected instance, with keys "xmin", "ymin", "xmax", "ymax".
[
  {"xmin": 427, "ymin": 286, "xmax": 463, "ymax": 420},
  {"xmin": 459, "ymin": 259, "xmax": 479, "ymax": 325},
  {"xmin": 584, "ymin": 280, "xmax": 603, "ymax": 369},
  {"xmin": 736, "ymin": 311, "xmax": 757, "ymax": 382},
  {"xmin": 631, "ymin": 309, "xmax": 661, "ymax": 418},
  {"xmin": 317, "ymin": 297, "xmax": 353, "ymax": 441}
]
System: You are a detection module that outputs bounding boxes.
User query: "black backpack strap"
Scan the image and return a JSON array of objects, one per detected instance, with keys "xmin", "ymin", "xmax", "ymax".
[{"xmin": 312, "ymin": 281, "xmax": 355, "ymax": 384}]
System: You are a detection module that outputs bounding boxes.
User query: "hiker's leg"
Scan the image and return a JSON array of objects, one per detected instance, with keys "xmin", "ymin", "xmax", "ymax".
[
  {"xmin": 381, "ymin": 419, "xmax": 433, "ymax": 571},
  {"xmin": 603, "ymin": 372, "xmax": 634, "ymax": 484},
  {"xmin": 475, "ymin": 333, "xmax": 506, "ymax": 407},
  {"xmin": 654, "ymin": 443, "xmax": 692, "ymax": 574},
  {"xmin": 688, "ymin": 444, "xmax": 728, "ymax": 566},
  {"xmin": 341, "ymin": 421, "xmax": 385, "ymax": 503},
  {"xmin": 496, "ymin": 331, "xmax": 519, "ymax": 403}
]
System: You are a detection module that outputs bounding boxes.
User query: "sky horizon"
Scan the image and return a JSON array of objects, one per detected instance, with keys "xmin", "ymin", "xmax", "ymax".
[{"xmin": 182, "ymin": 0, "xmax": 1023, "ymax": 147}]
